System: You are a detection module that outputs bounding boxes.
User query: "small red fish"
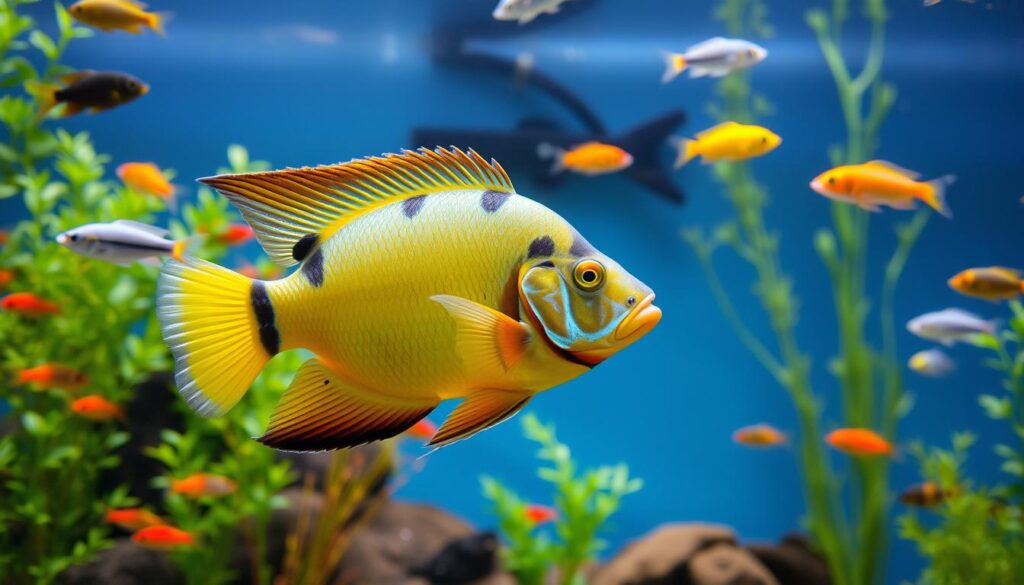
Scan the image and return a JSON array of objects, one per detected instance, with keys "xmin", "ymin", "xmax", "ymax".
[
  {"xmin": 132, "ymin": 525, "xmax": 194, "ymax": 549},
  {"xmin": 732, "ymin": 424, "xmax": 787, "ymax": 447},
  {"xmin": 71, "ymin": 395, "xmax": 123, "ymax": 421},
  {"xmin": 405, "ymin": 419, "xmax": 438, "ymax": 441},
  {"xmin": 1, "ymin": 292, "xmax": 60, "ymax": 317},
  {"xmin": 899, "ymin": 482, "xmax": 957, "ymax": 508},
  {"xmin": 524, "ymin": 504, "xmax": 558, "ymax": 524},
  {"xmin": 0, "ymin": 269, "xmax": 14, "ymax": 289},
  {"xmin": 16, "ymin": 363, "xmax": 88, "ymax": 391},
  {"xmin": 105, "ymin": 508, "xmax": 164, "ymax": 531},
  {"xmin": 170, "ymin": 473, "xmax": 237, "ymax": 497},
  {"xmin": 825, "ymin": 428, "xmax": 894, "ymax": 457},
  {"xmin": 214, "ymin": 223, "xmax": 254, "ymax": 246}
]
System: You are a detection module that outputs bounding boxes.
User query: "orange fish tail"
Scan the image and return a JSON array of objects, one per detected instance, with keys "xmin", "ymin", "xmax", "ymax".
[
  {"xmin": 921, "ymin": 175, "xmax": 955, "ymax": 219},
  {"xmin": 148, "ymin": 12, "xmax": 170, "ymax": 37},
  {"xmin": 661, "ymin": 52, "xmax": 687, "ymax": 83},
  {"xmin": 24, "ymin": 81, "xmax": 59, "ymax": 122}
]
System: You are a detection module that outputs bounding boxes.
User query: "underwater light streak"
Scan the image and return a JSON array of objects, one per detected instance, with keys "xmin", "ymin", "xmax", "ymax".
[{"xmin": 261, "ymin": 24, "xmax": 339, "ymax": 46}]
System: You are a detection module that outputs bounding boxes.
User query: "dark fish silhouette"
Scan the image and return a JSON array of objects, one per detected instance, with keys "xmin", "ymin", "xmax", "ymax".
[
  {"xmin": 411, "ymin": 531, "xmax": 499, "ymax": 584},
  {"xmin": 27, "ymin": 70, "xmax": 148, "ymax": 120}
]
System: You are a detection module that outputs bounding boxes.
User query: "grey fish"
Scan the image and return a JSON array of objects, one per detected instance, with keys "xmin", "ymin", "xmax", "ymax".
[
  {"xmin": 662, "ymin": 37, "xmax": 768, "ymax": 82},
  {"xmin": 492, "ymin": 0, "xmax": 571, "ymax": 25},
  {"xmin": 907, "ymin": 308, "xmax": 996, "ymax": 346},
  {"xmin": 56, "ymin": 220, "xmax": 186, "ymax": 265},
  {"xmin": 908, "ymin": 348, "xmax": 956, "ymax": 377}
]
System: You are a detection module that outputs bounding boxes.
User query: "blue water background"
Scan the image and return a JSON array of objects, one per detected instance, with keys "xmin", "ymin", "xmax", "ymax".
[{"xmin": 7, "ymin": 1, "xmax": 1024, "ymax": 582}]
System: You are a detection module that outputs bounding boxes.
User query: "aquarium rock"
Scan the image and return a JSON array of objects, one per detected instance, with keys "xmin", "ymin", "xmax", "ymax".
[
  {"xmin": 56, "ymin": 541, "xmax": 180, "ymax": 585},
  {"xmin": 748, "ymin": 534, "xmax": 832, "ymax": 585}
]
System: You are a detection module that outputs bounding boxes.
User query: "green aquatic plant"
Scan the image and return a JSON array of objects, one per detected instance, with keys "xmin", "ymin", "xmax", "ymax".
[
  {"xmin": 481, "ymin": 413, "xmax": 641, "ymax": 585},
  {"xmin": 684, "ymin": 1, "xmax": 924, "ymax": 584}
]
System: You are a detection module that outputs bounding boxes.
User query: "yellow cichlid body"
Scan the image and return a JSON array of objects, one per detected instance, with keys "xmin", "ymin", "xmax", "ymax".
[
  {"xmin": 157, "ymin": 148, "xmax": 661, "ymax": 451},
  {"xmin": 69, "ymin": 0, "xmax": 166, "ymax": 36},
  {"xmin": 672, "ymin": 121, "xmax": 781, "ymax": 168}
]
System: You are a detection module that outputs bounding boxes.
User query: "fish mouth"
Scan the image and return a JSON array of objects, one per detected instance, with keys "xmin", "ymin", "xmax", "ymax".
[
  {"xmin": 614, "ymin": 293, "xmax": 661, "ymax": 341},
  {"xmin": 55, "ymin": 233, "xmax": 68, "ymax": 245},
  {"xmin": 139, "ymin": 84, "xmax": 150, "ymax": 96},
  {"xmin": 809, "ymin": 179, "xmax": 825, "ymax": 194}
]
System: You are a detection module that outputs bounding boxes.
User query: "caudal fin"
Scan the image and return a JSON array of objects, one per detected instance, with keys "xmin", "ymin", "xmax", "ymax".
[
  {"xmin": 661, "ymin": 52, "xmax": 687, "ymax": 83},
  {"xmin": 157, "ymin": 257, "xmax": 273, "ymax": 416},
  {"xmin": 669, "ymin": 135, "xmax": 698, "ymax": 168},
  {"xmin": 922, "ymin": 175, "xmax": 955, "ymax": 219},
  {"xmin": 24, "ymin": 80, "xmax": 59, "ymax": 122},
  {"xmin": 148, "ymin": 12, "xmax": 171, "ymax": 37},
  {"xmin": 536, "ymin": 142, "xmax": 566, "ymax": 174}
]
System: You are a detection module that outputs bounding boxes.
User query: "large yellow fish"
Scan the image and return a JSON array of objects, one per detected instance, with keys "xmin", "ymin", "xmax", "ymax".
[{"xmin": 157, "ymin": 148, "xmax": 661, "ymax": 451}]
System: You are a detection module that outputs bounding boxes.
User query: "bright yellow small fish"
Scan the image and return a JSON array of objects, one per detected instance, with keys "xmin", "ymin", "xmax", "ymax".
[
  {"xmin": 69, "ymin": 0, "xmax": 167, "ymax": 36},
  {"xmin": 156, "ymin": 148, "xmax": 661, "ymax": 451},
  {"xmin": 810, "ymin": 160, "xmax": 954, "ymax": 218},
  {"xmin": 671, "ymin": 121, "xmax": 781, "ymax": 168}
]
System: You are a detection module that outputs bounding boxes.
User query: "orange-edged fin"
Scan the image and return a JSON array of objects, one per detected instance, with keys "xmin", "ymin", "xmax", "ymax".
[
  {"xmin": 148, "ymin": 12, "xmax": 171, "ymax": 36},
  {"xmin": 428, "ymin": 389, "xmax": 532, "ymax": 448},
  {"xmin": 59, "ymin": 71, "xmax": 94, "ymax": 85},
  {"xmin": 430, "ymin": 294, "xmax": 530, "ymax": 372},
  {"xmin": 24, "ymin": 80, "xmax": 59, "ymax": 121},
  {"xmin": 660, "ymin": 52, "xmax": 687, "ymax": 83},
  {"xmin": 259, "ymin": 358, "xmax": 438, "ymax": 452},
  {"xmin": 921, "ymin": 175, "xmax": 955, "ymax": 219}
]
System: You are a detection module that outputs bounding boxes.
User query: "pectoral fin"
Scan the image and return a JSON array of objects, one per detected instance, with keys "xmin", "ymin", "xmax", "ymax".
[
  {"xmin": 259, "ymin": 358, "xmax": 438, "ymax": 452},
  {"xmin": 431, "ymin": 295, "xmax": 530, "ymax": 373},
  {"xmin": 429, "ymin": 389, "xmax": 532, "ymax": 447}
]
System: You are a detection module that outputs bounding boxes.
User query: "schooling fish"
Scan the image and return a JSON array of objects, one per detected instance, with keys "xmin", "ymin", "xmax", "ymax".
[
  {"xmin": 105, "ymin": 508, "xmax": 165, "ymax": 531},
  {"xmin": 809, "ymin": 160, "xmax": 954, "ymax": 217},
  {"xmin": 26, "ymin": 71, "xmax": 148, "ymax": 121},
  {"xmin": 170, "ymin": 473, "xmax": 237, "ymax": 498},
  {"xmin": 492, "ymin": 0, "xmax": 572, "ymax": 25},
  {"xmin": 1, "ymin": 292, "xmax": 60, "ymax": 317},
  {"xmin": 671, "ymin": 122, "xmax": 781, "ymax": 168},
  {"xmin": 908, "ymin": 348, "xmax": 955, "ymax": 378},
  {"xmin": 826, "ymin": 428, "xmax": 894, "ymax": 457},
  {"xmin": 71, "ymin": 395, "xmax": 124, "ymax": 422},
  {"xmin": 68, "ymin": 0, "xmax": 167, "ymax": 35},
  {"xmin": 157, "ymin": 148, "xmax": 661, "ymax": 451},
  {"xmin": 118, "ymin": 162, "xmax": 176, "ymax": 210},
  {"xmin": 948, "ymin": 266, "xmax": 1024, "ymax": 301},
  {"xmin": 16, "ymin": 363, "xmax": 88, "ymax": 391},
  {"xmin": 732, "ymin": 423, "xmax": 787, "ymax": 447},
  {"xmin": 132, "ymin": 525, "xmax": 194, "ymax": 549},
  {"xmin": 907, "ymin": 308, "xmax": 996, "ymax": 346},
  {"xmin": 661, "ymin": 37, "xmax": 767, "ymax": 83},
  {"xmin": 57, "ymin": 220, "xmax": 189, "ymax": 266},
  {"xmin": 524, "ymin": 504, "xmax": 558, "ymax": 524},
  {"xmin": 537, "ymin": 142, "xmax": 633, "ymax": 176},
  {"xmin": 899, "ymin": 482, "xmax": 957, "ymax": 507}
]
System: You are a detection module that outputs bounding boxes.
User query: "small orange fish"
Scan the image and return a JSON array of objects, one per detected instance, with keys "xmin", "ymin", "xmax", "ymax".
[
  {"xmin": 732, "ymin": 424, "xmax": 787, "ymax": 447},
  {"xmin": 0, "ymin": 230, "xmax": 8, "ymax": 245},
  {"xmin": 825, "ymin": 428, "xmax": 894, "ymax": 457},
  {"xmin": 17, "ymin": 363, "xmax": 88, "ymax": 391},
  {"xmin": 524, "ymin": 504, "xmax": 558, "ymax": 524},
  {"xmin": 899, "ymin": 482, "xmax": 957, "ymax": 508},
  {"xmin": 170, "ymin": 473, "xmax": 237, "ymax": 498},
  {"xmin": 1, "ymin": 292, "xmax": 60, "ymax": 317},
  {"xmin": 117, "ymin": 162, "xmax": 176, "ymax": 210},
  {"xmin": 948, "ymin": 267, "xmax": 1024, "ymax": 301},
  {"xmin": 68, "ymin": 0, "xmax": 167, "ymax": 36},
  {"xmin": 537, "ymin": 141, "xmax": 633, "ymax": 176},
  {"xmin": 809, "ymin": 160, "xmax": 953, "ymax": 218},
  {"xmin": 132, "ymin": 525, "xmax": 194, "ymax": 549},
  {"xmin": 71, "ymin": 395, "xmax": 123, "ymax": 421},
  {"xmin": 105, "ymin": 508, "xmax": 164, "ymax": 531},
  {"xmin": 0, "ymin": 269, "xmax": 14, "ymax": 289},
  {"xmin": 214, "ymin": 224, "xmax": 254, "ymax": 246},
  {"xmin": 404, "ymin": 419, "xmax": 438, "ymax": 441}
]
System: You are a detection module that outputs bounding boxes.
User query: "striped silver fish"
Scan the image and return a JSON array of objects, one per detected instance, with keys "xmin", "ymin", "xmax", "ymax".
[{"xmin": 56, "ymin": 220, "xmax": 186, "ymax": 265}]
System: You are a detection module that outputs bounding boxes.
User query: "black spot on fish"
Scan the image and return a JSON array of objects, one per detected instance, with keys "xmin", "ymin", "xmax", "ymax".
[
  {"xmin": 535, "ymin": 260, "xmax": 555, "ymax": 268},
  {"xmin": 527, "ymin": 236, "xmax": 555, "ymax": 259},
  {"xmin": 569, "ymin": 228, "xmax": 597, "ymax": 258},
  {"xmin": 480, "ymin": 190, "xmax": 510, "ymax": 213},
  {"xmin": 292, "ymin": 233, "xmax": 318, "ymax": 262},
  {"xmin": 302, "ymin": 248, "xmax": 324, "ymax": 288},
  {"xmin": 402, "ymin": 195, "xmax": 426, "ymax": 219},
  {"xmin": 250, "ymin": 282, "xmax": 280, "ymax": 356}
]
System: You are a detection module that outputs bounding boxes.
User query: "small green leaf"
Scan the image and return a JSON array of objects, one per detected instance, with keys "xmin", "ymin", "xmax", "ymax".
[
  {"xmin": 979, "ymin": 394, "xmax": 1012, "ymax": 420},
  {"xmin": 28, "ymin": 30, "xmax": 58, "ymax": 60}
]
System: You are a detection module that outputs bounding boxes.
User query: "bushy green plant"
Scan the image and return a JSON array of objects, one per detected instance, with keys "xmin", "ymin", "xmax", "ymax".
[{"xmin": 481, "ymin": 413, "xmax": 641, "ymax": 585}]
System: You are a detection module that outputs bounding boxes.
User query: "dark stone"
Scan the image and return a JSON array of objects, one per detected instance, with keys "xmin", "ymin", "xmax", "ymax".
[
  {"xmin": 411, "ymin": 531, "xmax": 499, "ymax": 584},
  {"xmin": 747, "ymin": 534, "xmax": 832, "ymax": 585},
  {"xmin": 56, "ymin": 540, "xmax": 181, "ymax": 585},
  {"xmin": 592, "ymin": 523, "xmax": 737, "ymax": 585}
]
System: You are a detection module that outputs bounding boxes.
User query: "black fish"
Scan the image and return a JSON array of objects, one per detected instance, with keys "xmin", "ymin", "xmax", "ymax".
[
  {"xmin": 28, "ymin": 70, "xmax": 148, "ymax": 120},
  {"xmin": 411, "ymin": 531, "xmax": 499, "ymax": 584}
]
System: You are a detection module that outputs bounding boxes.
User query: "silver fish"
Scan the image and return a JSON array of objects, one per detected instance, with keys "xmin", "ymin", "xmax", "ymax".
[
  {"xmin": 492, "ymin": 0, "xmax": 571, "ymax": 25},
  {"xmin": 908, "ymin": 348, "xmax": 956, "ymax": 377},
  {"xmin": 56, "ymin": 220, "xmax": 186, "ymax": 265},
  {"xmin": 907, "ymin": 308, "xmax": 996, "ymax": 346},
  {"xmin": 662, "ymin": 37, "xmax": 768, "ymax": 83}
]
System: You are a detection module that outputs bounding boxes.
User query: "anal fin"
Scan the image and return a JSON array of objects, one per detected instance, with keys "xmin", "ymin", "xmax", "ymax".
[
  {"xmin": 259, "ymin": 358, "xmax": 438, "ymax": 452},
  {"xmin": 429, "ymin": 389, "xmax": 532, "ymax": 448}
]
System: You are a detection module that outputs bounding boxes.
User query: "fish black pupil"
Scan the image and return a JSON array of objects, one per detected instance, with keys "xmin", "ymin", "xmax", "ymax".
[
  {"xmin": 582, "ymin": 270, "xmax": 596, "ymax": 283},
  {"xmin": 626, "ymin": 296, "xmax": 636, "ymax": 307}
]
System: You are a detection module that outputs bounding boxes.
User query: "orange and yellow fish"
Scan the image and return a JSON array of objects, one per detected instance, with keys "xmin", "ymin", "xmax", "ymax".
[
  {"xmin": 213, "ymin": 223, "xmax": 255, "ymax": 246},
  {"xmin": 948, "ymin": 266, "xmax": 1024, "ymax": 301},
  {"xmin": 404, "ymin": 419, "xmax": 438, "ymax": 442},
  {"xmin": 825, "ymin": 428, "xmax": 894, "ymax": 457},
  {"xmin": 132, "ymin": 525, "xmax": 194, "ymax": 549},
  {"xmin": 671, "ymin": 122, "xmax": 781, "ymax": 168},
  {"xmin": 524, "ymin": 504, "xmax": 558, "ymax": 524},
  {"xmin": 68, "ymin": 0, "xmax": 167, "ymax": 36},
  {"xmin": 899, "ymin": 482, "xmax": 957, "ymax": 508},
  {"xmin": 71, "ymin": 395, "xmax": 123, "ymax": 421},
  {"xmin": 536, "ymin": 141, "xmax": 633, "ymax": 176},
  {"xmin": 810, "ymin": 160, "xmax": 954, "ymax": 218},
  {"xmin": 732, "ymin": 423, "xmax": 787, "ymax": 447},
  {"xmin": 16, "ymin": 363, "xmax": 87, "ymax": 391},
  {"xmin": 156, "ymin": 148, "xmax": 660, "ymax": 451},
  {"xmin": 1, "ymin": 292, "xmax": 60, "ymax": 317},
  {"xmin": 105, "ymin": 508, "xmax": 164, "ymax": 531},
  {"xmin": 170, "ymin": 473, "xmax": 237, "ymax": 498},
  {"xmin": 117, "ymin": 162, "xmax": 176, "ymax": 210}
]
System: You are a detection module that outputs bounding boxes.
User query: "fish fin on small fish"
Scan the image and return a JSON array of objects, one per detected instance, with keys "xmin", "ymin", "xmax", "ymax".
[
  {"xmin": 148, "ymin": 12, "xmax": 171, "ymax": 37},
  {"xmin": 59, "ymin": 70, "xmax": 94, "ymax": 85},
  {"xmin": 114, "ymin": 219, "xmax": 168, "ymax": 237},
  {"xmin": 688, "ymin": 66, "xmax": 713, "ymax": 79},
  {"xmin": 198, "ymin": 147, "xmax": 515, "ymax": 268},
  {"xmin": 887, "ymin": 197, "xmax": 917, "ymax": 210},
  {"xmin": 863, "ymin": 160, "xmax": 921, "ymax": 179},
  {"xmin": 857, "ymin": 201, "xmax": 883, "ymax": 212},
  {"xmin": 259, "ymin": 358, "xmax": 438, "ymax": 452},
  {"xmin": 24, "ymin": 80, "xmax": 59, "ymax": 122},
  {"xmin": 668, "ymin": 135, "xmax": 697, "ymax": 168},
  {"xmin": 428, "ymin": 389, "xmax": 532, "ymax": 448},
  {"xmin": 518, "ymin": 12, "xmax": 538, "ymax": 24},
  {"xmin": 536, "ymin": 142, "xmax": 566, "ymax": 174},
  {"xmin": 660, "ymin": 52, "xmax": 687, "ymax": 83},
  {"xmin": 696, "ymin": 121, "xmax": 740, "ymax": 139},
  {"xmin": 124, "ymin": 23, "xmax": 144, "ymax": 34},
  {"xmin": 686, "ymin": 36, "xmax": 728, "ymax": 53},
  {"xmin": 169, "ymin": 236, "xmax": 203, "ymax": 262},
  {"xmin": 922, "ymin": 175, "xmax": 955, "ymax": 219},
  {"xmin": 157, "ymin": 256, "xmax": 268, "ymax": 417},
  {"xmin": 430, "ymin": 294, "xmax": 530, "ymax": 372}
]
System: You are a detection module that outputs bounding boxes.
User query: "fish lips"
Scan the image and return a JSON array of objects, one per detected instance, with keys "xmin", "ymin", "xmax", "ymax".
[
  {"xmin": 570, "ymin": 293, "xmax": 661, "ymax": 365},
  {"xmin": 809, "ymin": 178, "xmax": 826, "ymax": 195}
]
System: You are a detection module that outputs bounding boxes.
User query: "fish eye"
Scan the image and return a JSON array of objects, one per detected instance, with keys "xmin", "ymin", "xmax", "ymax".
[
  {"xmin": 761, "ymin": 136, "xmax": 767, "ymax": 144},
  {"xmin": 69, "ymin": 233, "xmax": 78, "ymax": 242},
  {"xmin": 626, "ymin": 296, "xmax": 637, "ymax": 307},
  {"xmin": 572, "ymin": 259, "xmax": 605, "ymax": 292},
  {"xmin": 828, "ymin": 177, "xmax": 836, "ymax": 185}
]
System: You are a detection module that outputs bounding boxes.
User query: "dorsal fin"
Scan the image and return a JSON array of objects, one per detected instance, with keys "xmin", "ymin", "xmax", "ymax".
[
  {"xmin": 199, "ymin": 147, "xmax": 515, "ymax": 267},
  {"xmin": 863, "ymin": 160, "xmax": 920, "ymax": 180},
  {"xmin": 114, "ymin": 219, "xmax": 168, "ymax": 237},
  {"xmin": 696, "ymin": 121, "xmax": 741, "ymax": 139}
]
